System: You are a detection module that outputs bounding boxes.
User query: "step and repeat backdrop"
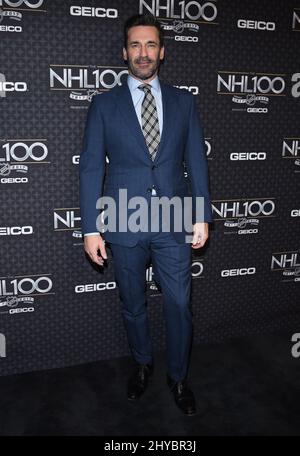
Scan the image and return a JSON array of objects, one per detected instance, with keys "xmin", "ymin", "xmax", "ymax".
[{"xmin": 0, "ymin": 0, "xmax": 299, "ymax": 375}]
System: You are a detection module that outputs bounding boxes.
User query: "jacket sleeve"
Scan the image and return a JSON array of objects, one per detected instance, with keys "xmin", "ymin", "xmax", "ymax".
[
  {"xmin": 79, "ymin": 95, "xmax": 106, "ymax": 235},
  {"xmin": 183, "ymin": 95, "xmax": 213, "ymax": 223}
]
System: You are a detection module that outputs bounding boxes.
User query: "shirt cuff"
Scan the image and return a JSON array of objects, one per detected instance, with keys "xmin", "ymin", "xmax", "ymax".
[{"xmin": 84, "ymin": 232, "xmax": 100, "ymax": 236}]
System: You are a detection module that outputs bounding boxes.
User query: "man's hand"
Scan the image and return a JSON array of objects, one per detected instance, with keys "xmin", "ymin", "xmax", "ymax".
[
  {"xmin": 191, "ymin": 222, "xmax": 209, "ymax": 249},
  {"xmin": 84, "ymin": 234, "xmax": 107, "ymax": 266}
]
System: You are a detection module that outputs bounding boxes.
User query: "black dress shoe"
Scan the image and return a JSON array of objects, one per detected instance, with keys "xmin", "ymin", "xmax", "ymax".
[
  {"xmin": 127, "ymin": 362, "xmax": 153, "ymax": 400},
  {"xmin": 167, "ymin": 374, "xmax": 197, "ymax": 415}
]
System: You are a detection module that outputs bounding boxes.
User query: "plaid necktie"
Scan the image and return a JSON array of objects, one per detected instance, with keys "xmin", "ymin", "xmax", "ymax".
[{"xmin": 138, "ymin": 84, "xmax": 160, "ymax": 161}]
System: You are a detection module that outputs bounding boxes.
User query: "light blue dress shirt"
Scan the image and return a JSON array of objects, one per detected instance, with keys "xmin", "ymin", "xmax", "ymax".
[
  {"xmin": 127, "ymin": 73, "xmax": 163, "ymax": 135},
  {"xmin": 85, "ymin": 74, "xmax": 163, "ymax": 236}
]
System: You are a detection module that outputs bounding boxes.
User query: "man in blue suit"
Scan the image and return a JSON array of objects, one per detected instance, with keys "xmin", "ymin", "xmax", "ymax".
[{"xmin": 80, "ymin": 14, "xmax": 213, "ymax": 416}]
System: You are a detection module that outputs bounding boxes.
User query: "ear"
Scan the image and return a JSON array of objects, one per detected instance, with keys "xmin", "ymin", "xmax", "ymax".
[
  {"xmin": 123, "ymin": 47, "xmax": 127, "ymax": 61},
  {"xmin": 159, "ymin": 46, "xmax": 165, "ymax": 61}
]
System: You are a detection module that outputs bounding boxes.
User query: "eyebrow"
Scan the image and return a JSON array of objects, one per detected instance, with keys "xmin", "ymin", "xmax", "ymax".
[{"xmin": 129, "ymin": 40, "xmax": 158, "ymax": 45}]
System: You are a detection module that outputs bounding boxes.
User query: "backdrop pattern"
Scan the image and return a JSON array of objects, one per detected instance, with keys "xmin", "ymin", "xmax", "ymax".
[{"xmin": 0, "ymin": 0, "xmax": 299, "ymax": 375}]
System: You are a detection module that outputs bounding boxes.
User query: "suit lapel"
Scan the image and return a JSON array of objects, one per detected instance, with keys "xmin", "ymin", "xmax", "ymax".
[
  {"xmin": 116, "ymin": 76, "xmax": 175, "ymax": 164},
  {"xmin": 154, "ymin": 80, "xmax": 173, "ymax": 164}
]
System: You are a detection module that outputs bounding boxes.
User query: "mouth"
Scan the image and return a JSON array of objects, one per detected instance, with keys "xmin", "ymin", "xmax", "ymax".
[{"xmin": 137, "ymin": 61, "xmax": 151, "ymax": 67}]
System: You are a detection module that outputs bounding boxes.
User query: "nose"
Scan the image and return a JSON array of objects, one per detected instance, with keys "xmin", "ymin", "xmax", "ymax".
[{"xmin": 140, "ymin": 45, "xmax": 148, "ymax": 58}]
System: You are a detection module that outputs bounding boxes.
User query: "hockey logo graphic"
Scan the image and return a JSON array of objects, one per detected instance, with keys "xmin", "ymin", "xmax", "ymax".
[
  {"xmin": 292, "ymin": 8, "xmax": 300, "ymax": 31},
  {"xmin": 217, "ymin": 71, "xmax": 288, "ymax": 114},
  {"xmin": 139, "ymin": 0, "xmax": 218, "ymax": 44},
  {"xmin": 0, "ymin": 1, "xmax": 43, "ymax": 6},
  {"xmin": 49, "ymin": 65, "xmax": 128, "ymax": 102},
  {"xmin": 212, "ymin": 198, "xmax": 276, "ymax": 235},
  {"xmin": 0, "ymin": 139, "xmax": 49, "ymax": 184},
  {"xmin": 270, "ymin": 250, "xmax": 300, "ymax": 283},
  {"xmin": 0, "ymin": 6, "xmax": 22, "ymax": 32},
  {"xmin": 0, "ymin": 0, "xmax": 45, "ymax": 33},
  {"xmin": 0, "ymin": 274, "xmax": 53, "ymax": 315},
  {"xmin": 282, "ymin": 137, "xmax": 300, "ymax": 173},
  {"xmin": 53, "ymin": 207, "xmax": 82, "ymax": 244}
]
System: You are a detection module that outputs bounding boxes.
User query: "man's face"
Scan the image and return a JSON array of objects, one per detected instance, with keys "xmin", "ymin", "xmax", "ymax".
[{"xmin": 123, "ymin": 25, "xmax": 164, "ymax": 82}]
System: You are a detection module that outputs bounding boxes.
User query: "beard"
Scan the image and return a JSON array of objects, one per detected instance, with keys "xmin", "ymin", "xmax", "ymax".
[{"xmin": 127, "ymin": 55, "xmax": 161, "ymax": 81}]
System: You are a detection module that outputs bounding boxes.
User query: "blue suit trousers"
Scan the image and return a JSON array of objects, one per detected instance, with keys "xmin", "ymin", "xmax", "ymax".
[{"xmin": 109, "ymin": 222, "xmax": 192, "ymax": 382}]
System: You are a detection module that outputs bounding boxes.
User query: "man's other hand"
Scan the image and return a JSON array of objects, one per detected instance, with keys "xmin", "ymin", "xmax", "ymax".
[
  {"xmin": 191, "ymin": 222, "xmax": 209, "ymax": 249},
  {"xmin": 84, "ymin": 234, "xmax": 107, "ymax": 266}
]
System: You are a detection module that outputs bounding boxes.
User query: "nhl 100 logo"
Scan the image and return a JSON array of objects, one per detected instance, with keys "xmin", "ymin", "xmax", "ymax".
[
  {"xmin": 0, "ymin": 141, "xmax": 48, "ymax": 162},
  {"xmin": 0, "ymin": 0, "xmax": 43, "ymax": 7},
  {"xmin": 0, "ymin": 141, "xmax": 48, "ymax": 184},
  {"xmin": 139, "ymin": 0, "xmax": 218, "ymax": 21},
  {"xmin": 0, "ymin": 276, "xmax": 52, "ymax": 295},
  {"xmin": 0, "ymin": 275, "xmax": 53, "ymax": 314}
]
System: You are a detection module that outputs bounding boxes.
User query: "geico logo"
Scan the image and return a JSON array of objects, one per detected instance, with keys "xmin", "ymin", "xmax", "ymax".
[
  {"xmin": 9, "ymin": 307, "xmax": 34, "ymax": 314},
  {"xmin": 0, "ymin": 226, "xmax": 33, "ymax": 235},
  {"xmin": 72, "ymin": 155, "xmax": 80, "ymax": 165},
  {"xmin": 175, "ymin": 35, "xmax": 198, "ymax": 42},
  {"xmin": 237, "ymin": 19, "xmax": 275, "ymax": 30},
  {"xmin": 291, "ymin": 73, "xmax": 300, "ymax": 98},
  {"xmin": 238, "ymin": 229, "xmax": 259, "ymax": 234},
  {"xmin": 0, "ymin": 82, "xmax": 27, "ymax": 91},
  {"xmin": 191, "ymin": 261, "xmax": 203, "ymax": 277},
  {"xmin": 0, "ymin": 277, "xmax": 52, "ymax": 295},
  {"xmin": 140, "ymin": 1, "xmax": 217, "ymax": 21},
  {"xmin": 75, "ymin": 282, "xmax": 116, "ymax": 292},
  {"xmin": 247, "ymin": 108, "xmax": 268, "ymax": 113},
  {"xmin": 176, "ymin": 86, "xmax": 199, "ymax": 95},
  {"xmin": 0, "ymin": 0, "xmax": 43, "ymax": 6},
  {"xmin": 221, "ymin": 267, "xmax": 256, "ymax": 277},
  {"xmin": 291, "ymin": 209, "xmax": 300, "ymax": 217},
  {"xmin": 70, "ymin": 6, "xmax": 118, "ymax": 18},
  {"xmin": 0, "ymin": 142, "xmax": 48, "ymax": 162},
  {"xmin": 0, "ymin": 26, "xmax": 22, "ymax": 32},
  {"xmin": 230, "ymin": 152, "xmax": 266, "ymax": 160},
  {"xmin": 1, "ymin": 177, "xmax": 28, "ymax": 183}
]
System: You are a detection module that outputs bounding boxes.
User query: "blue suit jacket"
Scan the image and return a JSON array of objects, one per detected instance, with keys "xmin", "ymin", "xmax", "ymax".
[{"xmin": 79, "ymin": 75, "xmax": 213, "ymax": 246}]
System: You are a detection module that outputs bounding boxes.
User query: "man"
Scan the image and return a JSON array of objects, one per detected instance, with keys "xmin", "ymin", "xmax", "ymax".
[{"xmin": 79, "ymin": 14, "xmax": 213, "ymax": 416}]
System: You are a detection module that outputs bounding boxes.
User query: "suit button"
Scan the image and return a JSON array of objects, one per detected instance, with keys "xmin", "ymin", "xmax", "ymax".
[{"xmin": 151, "ymin": 165, "xmax": 155, "ymax": 170}]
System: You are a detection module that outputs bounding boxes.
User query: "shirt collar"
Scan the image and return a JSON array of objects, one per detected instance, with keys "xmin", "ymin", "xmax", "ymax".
[{"xmin": 127, "ymin": 73, "xmax": 160, "ymax": 93}]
